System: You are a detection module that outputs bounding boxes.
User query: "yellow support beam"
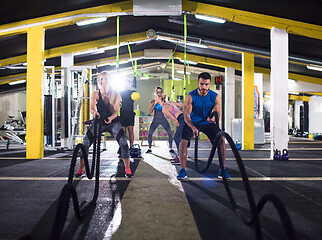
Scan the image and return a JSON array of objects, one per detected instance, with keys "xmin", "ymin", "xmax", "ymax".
[
  {"xmin": 173, "ymin": 52, "xmax": 241, "ymax": 69},
  {"xmin": 183, "ymin": 0, "xmax": 322, "ymax": 40},
  {"xmin": 307, "ymin": 92, "xmax": 322, "ymax": 96},
  {"xmin": 0, "ymin": 1, "xmax": 133, "ymax": 37},
  {"xmin": 1, "ymin": 50, "xmax": 321, "ymax": 86},
  {"xmin": 0, "ymin": 32, "xmax": 148, "ymax": 67},
  {"xmin": 26, "ymin": 26, "xmax": 45, "ymax": 159},
  {"xmin": 242, "ymin": 53, "xmax": 254, "ymax": 150},
  {"xmin": 289, "ymin": 95, "xmax": 310, "ymax": 102}
]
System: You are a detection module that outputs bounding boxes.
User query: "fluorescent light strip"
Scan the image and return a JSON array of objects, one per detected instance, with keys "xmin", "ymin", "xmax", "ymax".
[
  {"xmin": 307, "ymin": 64, "xmax": 322, "ymax": 72},
  {"xmin": 195, "ymin": 14, "xmax": 226, "ymax": 23},
  {"xmin": 9, "ymin": 80, "xmax": 26, "ymax": 85},
  {"xmin": 176, "ymin": 70, "xmax": 191, "ymax": 75},
  {"xmin": 76, "ymin": 17, "xmax": 107, "ymax": 26},
  {"xmin": 186, "ymin": 42, "xmax": 208, "ymax": 48},
  {"xmin": 179, "ymin": 59, "xmax": 198, "ymax": 65}
]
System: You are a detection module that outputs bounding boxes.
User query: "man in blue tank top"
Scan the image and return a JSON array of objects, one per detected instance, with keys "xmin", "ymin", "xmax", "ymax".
[{"xmin": 177, "ymin": 72, "xmax": 231, "ymax": 180}]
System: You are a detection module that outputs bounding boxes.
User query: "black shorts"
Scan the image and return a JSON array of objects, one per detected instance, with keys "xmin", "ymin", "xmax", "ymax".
[
  {"xmin": 181, "ymin": 122, "xmax": 220, "ymax": 146},
  {"xmin": 120, "ymin": 111, "xmax": 135, "ymax": 127}
]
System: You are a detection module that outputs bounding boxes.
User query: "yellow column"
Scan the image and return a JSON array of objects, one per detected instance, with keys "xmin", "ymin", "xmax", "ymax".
[
  {"xmin": 26, "ymin": 26, "xmax": 45, "ymax": 159},
  {"xmin": 242, "ymin": 53, "xmax": 254, "ymax": 150}
]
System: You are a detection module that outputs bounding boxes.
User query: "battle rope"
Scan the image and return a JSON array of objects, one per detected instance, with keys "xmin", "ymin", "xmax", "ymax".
[
  {"xmin": 194, "ymin": 111, "xmax": 297, "ymax": 240},
  {"xmin": 49, "ymin": 116, "xmax": 102, "ymax": 240}
]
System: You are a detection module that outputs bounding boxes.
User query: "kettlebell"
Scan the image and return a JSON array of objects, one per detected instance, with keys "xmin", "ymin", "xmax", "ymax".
[
  {"xmin": 281, "ymin": 149, "xmax": 289, "ymax": 161},
  {"xmin": 273, "ymin": 149, "xmax": 281, "ymax": 160},
  {"xmin": 235, "ymin": 141, "xmax": 242, "ymax": 151}
]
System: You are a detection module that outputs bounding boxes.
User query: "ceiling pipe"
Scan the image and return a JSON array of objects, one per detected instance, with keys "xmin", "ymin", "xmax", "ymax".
[{"xmin": 148, "ymin": 29, "xmax": 322, "ymax": 66}]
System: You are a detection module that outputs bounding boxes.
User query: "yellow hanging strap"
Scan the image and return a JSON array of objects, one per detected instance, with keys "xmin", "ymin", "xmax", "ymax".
[
  {"xmin": 116, "ymin": 16, "xmax": 120, "ymax": 70},
  {"xmin": 159, "ymin": 41, "xmax": 179, "ymax": 86},
  {"xmin": 127, "ymin": 43, "xmax": 153, "ymax": 79},
  {"xmin": 183, "ymin": 14, "xmax": 187, "ymax": 100},
  {"xmin": 171, "ymin": 57, "xmax": 175, "ymax": 101}
]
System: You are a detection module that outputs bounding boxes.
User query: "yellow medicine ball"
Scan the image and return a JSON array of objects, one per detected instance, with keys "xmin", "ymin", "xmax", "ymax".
[{"xmin": 131, "ymin": 91, "xmax": 140, "ymax": 101}]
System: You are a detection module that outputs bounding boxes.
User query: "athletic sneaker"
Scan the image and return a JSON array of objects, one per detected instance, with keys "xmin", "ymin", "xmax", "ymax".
[
  {"xmin": 169, "ymin": 149, "xmax": 176, "ymax": 154},
  {"xmin": 125, "ymin": 168, "xmax": 133, "ymax": 178},
  {"xmin": 170, "ymin": 156, "xmax": 180, "ymax": 165},
  {"xmin": 146, "ymin": 149, "xmax": 152, "ymax": 154},
  {"xmin": 177, "ymin": 168, "xmax": 187, "ymax": 180},
  {"xmin": 218, "ymin": 168, "xmax": 231, "ymax": 180},
  {"xmin": 75, "ymin": 168, "xmax": 86, "ymax": 178}
]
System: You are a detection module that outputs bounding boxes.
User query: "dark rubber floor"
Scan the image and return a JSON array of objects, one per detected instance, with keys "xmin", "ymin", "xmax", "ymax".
[{"xmin": 0, "ymin": 136, "xmax": 321, "ymax": 240}]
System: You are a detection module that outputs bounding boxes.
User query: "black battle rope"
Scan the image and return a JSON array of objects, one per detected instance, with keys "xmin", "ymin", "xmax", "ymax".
[
  {"xmin": 50, "ymin": 116, "xmax": 102, "ymax": 240},
  {"xmin": 194, "ymin": 111, "xmax": 297, "ymax": 240}
]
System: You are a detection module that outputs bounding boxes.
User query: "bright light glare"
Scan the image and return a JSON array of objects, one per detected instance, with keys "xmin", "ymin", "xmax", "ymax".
[
  {"xmin": 195, "ymin": 14, "xmax": 226, "ymax": 23},
  {"xmin": 76, "ymin": 17, "xmax": 107, "ymax": 26},
  {"xmin": 110, "ymin": 73, "xmax": 126, "ymax": 92}
]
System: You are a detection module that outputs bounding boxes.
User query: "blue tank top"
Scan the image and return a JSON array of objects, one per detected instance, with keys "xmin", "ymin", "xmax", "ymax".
[{"xmin": 189, "ymin": 88, "xmax": 217, "ymax": 125}]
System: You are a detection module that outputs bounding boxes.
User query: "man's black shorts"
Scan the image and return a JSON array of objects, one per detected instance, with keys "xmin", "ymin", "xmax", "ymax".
[
  {"xmin": 181, "ymin": 122, "xmax": 220, "ymax": 145},
  {"xmin": 120, "ymin": 111, "xmax": 135, "ymax": 127}
]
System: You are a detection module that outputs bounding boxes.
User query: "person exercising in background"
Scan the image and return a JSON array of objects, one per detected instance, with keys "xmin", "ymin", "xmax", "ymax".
[
  {"xmin": 119, "ymin": 79, "xmax": 139, "ymax": 154},
  {"xmin": 75, "ymin": 71, "xmax": 133, "ymax": 178},
  {"xmin": 154, "ymin": 92, "xmax": 184, "ymax": 164},
  {"xmin": 177, "ymin": 72, "xmax": 231, "ymax": 180},
  {"xmin": 145, "ymin": 87, "xmax": 175, "ymax": 154}
]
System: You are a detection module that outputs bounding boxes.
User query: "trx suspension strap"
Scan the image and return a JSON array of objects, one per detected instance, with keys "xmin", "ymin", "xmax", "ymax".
[
  {"xmin": 116, "ymin": 16, "xmax": 120, "ymax": 70},
  {"xmin": 159, "ymin": 41, "xmax": 179, "ymax": 88},
  {"xmin": 171, "ymin": 57, "xmax": 175, "ymax": 101},
  {"xmin": 183, "ymin": 13, "xmax": 187, "ymax": 100}
]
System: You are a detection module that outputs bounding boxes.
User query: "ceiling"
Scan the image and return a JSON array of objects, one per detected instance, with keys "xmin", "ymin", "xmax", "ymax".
[{"xmin": 0, "ymin": 0, "xmax": 321, "ymax": 93}]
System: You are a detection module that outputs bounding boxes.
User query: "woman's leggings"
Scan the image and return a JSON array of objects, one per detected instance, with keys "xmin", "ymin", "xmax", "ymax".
[
  {"xmin": 82, "ymin": 121, "xmax": 129, "ymax": 159},
  {"xmin": 148, "ymin": 112, "xmax": 173, "ymax": 149},
  {"xmin": 174, "ymin": 113, "xmax": 184, "ymax": 152}
]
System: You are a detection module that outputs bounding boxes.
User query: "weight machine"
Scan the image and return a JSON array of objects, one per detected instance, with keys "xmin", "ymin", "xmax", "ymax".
[{"xmin": 44, "ymin": 65, "xmax": 96, "ymax": 150}]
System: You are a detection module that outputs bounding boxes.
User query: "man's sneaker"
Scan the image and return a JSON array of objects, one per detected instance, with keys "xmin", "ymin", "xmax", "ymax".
[
  {"xmin": 146, "ymin": 149, "xmax": 152, "ymax": 154},
  {"xmin": 177, "ymin": 168, "xmax": 187, "ymax": 180},
  {"xmin": 170, "ymin": 156, "xmax": 180, "ymax": 165},
  {"xmin": 75, "ymin": 168, "xmax": 86, "ymax": 178},
  {"xmin": 125, "ymin": 168, "xmax": 133, "ymax": 178},
  {"xmin": 218, "ymin": 168, "xmax": 231, "ymax": 180},
  {"xmin": 169, "ymin": 149, "xmax": 176, "ymax": 154}
]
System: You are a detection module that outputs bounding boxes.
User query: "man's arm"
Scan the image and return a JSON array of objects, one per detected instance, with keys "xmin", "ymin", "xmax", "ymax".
[
  {"xmin": 208, "ymin": 94, "xmax": 221, "ymax": 123},
  {"xmin": 183, "ymin": 94, "xmax": 199, "ymax": 137}
]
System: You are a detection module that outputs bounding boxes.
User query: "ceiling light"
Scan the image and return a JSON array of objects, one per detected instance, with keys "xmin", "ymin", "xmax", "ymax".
[
  {"xmin": 9, "ymin": 80, "xmax": 26, "ymax": 85},
  {"xmin": 179, "ymin": 59, "xmax": 198, "ymax": 65},
  {"xmin": 307, "ymin": 64, "xmax": 322, "ymax": 72},
  {"xmin": 99, "ymin": 45, "xmax": 118, "ymax": 51},
  {"xmin": 195, "ymin": 14, "xmax": 226, "ymax": 23},
  {"xmin": 76, "ymin": 17, "xmax": 107, "ymax": 26},
  {"xmin": 176, "ymin": 70, "xmax": 191, "ymax": 75},
  {"xmin": 74, "ymin": 49, "xmax": 105, "ymax": 56},
  {"xmin": 140, "ymin": 76, "xmax": 150, "ymax": 80},
  {"xmin": 186, "ymin": 42, "xmax": 208, "ymax": 48}
]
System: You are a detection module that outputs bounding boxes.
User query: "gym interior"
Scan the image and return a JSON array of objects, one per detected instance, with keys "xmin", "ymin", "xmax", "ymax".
[{"xmin": 0, "ymin": 1, "xmax": 321, "ymax": 239}]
